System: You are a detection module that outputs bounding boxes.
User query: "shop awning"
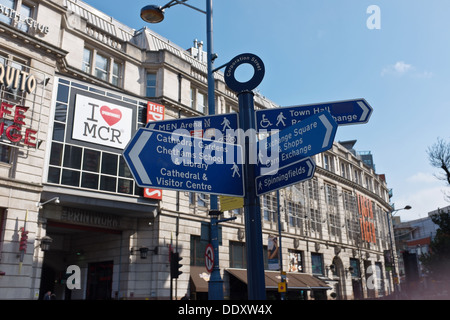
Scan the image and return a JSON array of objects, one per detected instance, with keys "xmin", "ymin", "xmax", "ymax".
[
  {"xmin": 189, "ymin": 266, "xmax": 210, "ymax": 293},
  {"xmin": 226, "ymin": 268, "xmax": 331, "ymax": 290}
]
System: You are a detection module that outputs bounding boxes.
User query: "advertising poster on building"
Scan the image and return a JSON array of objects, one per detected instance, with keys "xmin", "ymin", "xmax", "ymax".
[
  {"xmin": 288, "ymin": 251, "xmax": 303, "ymax": 272},
  {"xmin": 72, "ymin": 94, "xmax": 133, "ymax": 150},
  {"xmin": 268, "ymin": 235, "xmax": 279, "ymax": 270}
]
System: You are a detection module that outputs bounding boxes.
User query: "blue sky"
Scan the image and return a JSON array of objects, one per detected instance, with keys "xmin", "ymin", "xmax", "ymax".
[{"xmin": 84, "ymin": 0, "xmax": 450, "ymax": 221}]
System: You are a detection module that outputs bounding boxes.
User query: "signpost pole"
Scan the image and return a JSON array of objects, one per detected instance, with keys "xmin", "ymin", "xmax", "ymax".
[
  {"xmin": 224, "ymin": 53, "xmax": 267, "ymax": 300},
  {"xmin": 205, "ymin": 0, "xmax": 225, "ymax": 300},
  {"xmin": 238, "ymin": 90, "xmax": 266, "ymax": 300},
  {"xmin": 208, "ymin": 210, "xmax": 224, "ymax": 300}
]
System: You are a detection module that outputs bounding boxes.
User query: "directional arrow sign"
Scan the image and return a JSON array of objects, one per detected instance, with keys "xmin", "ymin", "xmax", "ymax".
[
  {"xmin": 256, "ymin": 157, "xmax": 316, "ymax": 196},
  {"xmin": 146, "ymin": 113, "xmax": 238, "ymax": 142},
  {"xmin": 257, "ymin": 111, "xmax": 337, "ymax": 176},
  {"xmin": 255, "ymin": 98, "xmax": 372, "ymax": 131},
  {"xmin": 123, "ymin": 128, "xmax": 244, "ymax": 197}
]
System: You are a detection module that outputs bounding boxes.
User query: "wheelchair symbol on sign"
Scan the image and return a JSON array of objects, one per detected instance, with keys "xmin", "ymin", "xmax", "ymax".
[{"xmin": 259, "ymin": 114, "xmax": 273, "ymax": 129}]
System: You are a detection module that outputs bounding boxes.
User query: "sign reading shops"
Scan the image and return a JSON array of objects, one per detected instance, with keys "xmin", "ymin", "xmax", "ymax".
[{"xmin": 0, "ymin": 59, "xmax": 40, "ymax": 149}]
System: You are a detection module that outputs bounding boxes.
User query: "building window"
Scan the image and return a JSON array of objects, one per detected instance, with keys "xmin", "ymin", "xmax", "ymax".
[
  {"xmin": 190, "ymin": 88, "xmax": 207, "ymax": 114},
  {"xmin": 230, "ymin": 241, "xmax": 246, "ymax": 268},
  {"xmin": 190, "ymin": 235, "xmax": 207, "ymax": 267},
  {"xmin": 0, "ymin": 145, "xmax": 11, "ymax": 163},
  {"xmin": 0, "ymin": 0, "xmax": 33, "ymax": 32},
  {"xmin": 287, "ymin": 199, "xmax": 301, "ymax": 228},
  {"xmin": 16, "ymin": 2, "xmax": 31, "ymax": 32},
  {"xmin": 323, "ymin": 154, "xmax": 335, "ymax": 172},
  {"xmin": 111, "ymin": 61, "xmax": 121, "ymax": 87},
  {"xmin": 311, "ymin": 252, "xmax": 324, "ymax": 275},
  {"xmin": 82, "ymin": 48, "xmax": 92, "ymax": 73},
  {"xmin": 94, "ymin": 53, "xmax": 108, "ymax": 81},
  {"xmin": 146, "ymin": 73, "xmax": 156, "ymax": 97},
  {"xmin": 196, "ymin": 91, "xmax": 207, "ymax": 114},
  {"xmin": 354, "ymin": 169, "xmax": 361, "ymax": 184},
  {"xmin": 0, "ymin": 1, "xmax": 15, "ymax": 25},
  {"xmin": 261, "ymin": 192, "xmax": 277, "ymax": 222},
  {"xmin": 343, "ymin": 192, "xmax": 360, "ymax": 244},
  {"xmin": 0, "ymin": 208, "xmax": 5, "ymax": 254},
  {"xmin": 349, "ymin": 258, "xmax": 361, "ymax": 278},
  {"xmin": 309, "ymin": 208, "xmax": 322, "ymax": 235},
  {"xmin": 82, "ymin": 48, "xmax": 123, "ymax": 87},
  {"xmin": 325, "ymin": 184, "xmax": 340, "ymax": 238},
  {"xmin": 307, "ymin": 178, "xmax": 319, "ymax": 200}
]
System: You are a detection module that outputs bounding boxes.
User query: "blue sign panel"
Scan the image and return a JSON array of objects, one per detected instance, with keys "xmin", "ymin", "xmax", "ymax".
[
  {"xmin": 255, "ymin": 99, "xmax": 372, "ymax": 131},
  {"xmin": 123, "ymin": 128, "xmax": 244, "ymax": 197},
  {"xmin": 146, "ymin": 113, "xmax": 238, "ymax": 143},
  {"xmin": 256, "ymin": 157, "xmax": 316, "ymax": 196},
  {"xmin": 257, "ymin": 111, "xmax": 337, "ymax": 176}
]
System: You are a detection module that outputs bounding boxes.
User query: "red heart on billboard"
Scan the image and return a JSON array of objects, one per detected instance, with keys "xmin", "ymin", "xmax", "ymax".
[{"xmin": 100, "ymin": 106, "xmax": 122, "ymax": 126}]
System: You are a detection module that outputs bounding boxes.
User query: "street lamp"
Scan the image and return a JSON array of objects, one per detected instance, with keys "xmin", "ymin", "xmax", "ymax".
[
  {"xmin": 387, "ymin": 205, "xmax": 411, "ymax": 297},
  {"xmin": 141, "ymin": 0, "xmax": 223, "ymax": 300},
  {"xmin": 140, "ymin": 5, "xmax": 165, "ymax": 23}
]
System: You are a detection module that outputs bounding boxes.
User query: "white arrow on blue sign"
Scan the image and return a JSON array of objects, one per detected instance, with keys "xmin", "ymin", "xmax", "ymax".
[
  {"xmin": 256, "ymin": 157, "xmax": 316, "ymax": 196},
  {"xmin": 257, "ymin": 111, "xmax": 337, "ymax": 176},
  {"xmin": 123, "ymin": 128, "xmax": 244, "ymax": 197},
  {"xmin": 255, "ymin": 98, "xmax": 372, "ymax": 131}
]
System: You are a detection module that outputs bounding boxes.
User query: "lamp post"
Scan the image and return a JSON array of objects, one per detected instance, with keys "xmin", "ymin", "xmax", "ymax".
[
  {"xmin": 141, "ymin": 0, "xmax": 223, "ymax": 300},
  {"xmin": 387, "ymin": 205, "xmax": 411, "ymax": 298}
]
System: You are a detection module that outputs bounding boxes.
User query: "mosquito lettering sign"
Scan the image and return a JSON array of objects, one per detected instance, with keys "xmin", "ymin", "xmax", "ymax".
[{"xmin": 0, "ymin": 58, "xmax": 44, "ymax": 150}]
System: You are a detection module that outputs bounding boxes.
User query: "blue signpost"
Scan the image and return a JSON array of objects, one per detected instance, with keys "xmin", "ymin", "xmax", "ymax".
[
  {"xmin": 256, "ymin": 157, "xmax": 316, "ymax": 196},
  {"xmin": 255, "ymin": 98, "xmax": 372, "ymax": 131},
  {"xmin": 225, "ymin": 53, "xmax": 267, "ymax": 300},
  {"xmin": 124, "ymin": 51, "xmax": 371, "ymax": 300},
  {"xmin": 123, "ymin": 128, "xmax": 244, "ymax": 197}
]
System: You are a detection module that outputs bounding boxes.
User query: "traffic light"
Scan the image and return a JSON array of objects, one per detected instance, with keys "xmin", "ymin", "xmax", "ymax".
[
  {"xmin": 170, "ymin": 251, "xmax": 183, "ymax": 279},
  {"xmin": 19, "ymin": 229, "xmax": 28, "ymax": 252}
]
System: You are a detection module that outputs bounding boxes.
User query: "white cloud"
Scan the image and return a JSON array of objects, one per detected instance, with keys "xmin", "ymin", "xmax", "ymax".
[
  {"xmin": 407, "ymin": 172, "xmax": 438, "ymax": 184},
  {"xmin": 394, "ymin": 186, "xmax": 449, "ymax": 221},
  {"xmin": 381, "ymin": 61, "xmax": 433, "ymax": 78},
  {"xmin": 393, "ymin": 61, "xmax": 412, "ymax": 74},
  {"xmin": 381, "ymin": 61, "xmax": 412, "ymax": 76}
]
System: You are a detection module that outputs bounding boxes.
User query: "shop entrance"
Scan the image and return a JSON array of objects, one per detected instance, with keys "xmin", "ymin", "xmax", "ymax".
[
  {"xmin": 86, "ymin": 261, "xmax": 113, "ymax": 300},
  {"xmin": 39, "ymin": 220, "xmax": 122, "ymax": 300}
]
